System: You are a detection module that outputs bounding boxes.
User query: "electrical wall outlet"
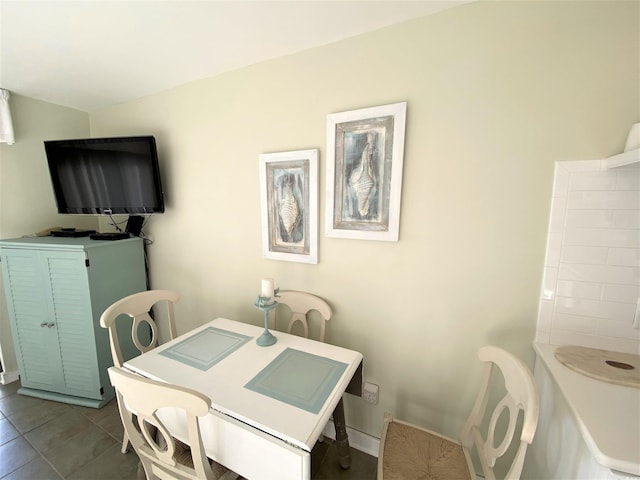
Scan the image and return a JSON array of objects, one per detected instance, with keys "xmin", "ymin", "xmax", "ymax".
[{"xmin": 363, "ymin": 382, "xmax": 379, "ymax": 404}]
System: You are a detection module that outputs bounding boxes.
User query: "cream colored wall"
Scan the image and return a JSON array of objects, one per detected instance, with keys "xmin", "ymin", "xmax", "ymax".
[
  {"xmin": 0, "ymin": 95, "xmax": 93, "ymax": 238},
  {"xmin": 0, "ymin": 95, "xmax": 93, "ymax": 377},
  {"xmin": 86, "ymin": 0, "xmax": 638, "ymax": 440}
]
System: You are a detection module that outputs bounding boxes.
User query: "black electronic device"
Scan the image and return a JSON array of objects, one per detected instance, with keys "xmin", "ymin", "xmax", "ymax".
[
  {"xmin": 43, "ymin": 136, "xmax": 164, "ymax": 216},
  {"xmin": 89, "ymin": 232, "xmax": 130, "ymax": 241},
  {"xmin": 51, "ymin": 228, "xmax": 96, "ymax": 237},
  {"xmin": 125, "ymin": 215, "xmax": 144, "ymax": 236}
]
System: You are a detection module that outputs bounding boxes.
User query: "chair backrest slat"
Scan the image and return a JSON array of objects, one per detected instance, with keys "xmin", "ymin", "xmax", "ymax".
[
  {"xmin": 273, "ymin": 290, "xmax": 332, "ymax": 343},
  {"xmin": 100, "ymin": 289, "xmax": 179, "ymax": 367},
  {"xmin": 108, "ymin": 366, "xmax": 216, "ymax": 480},
  {"xmin": 460, "ymin": 346, "xmax": 539, "ymax": 480}
]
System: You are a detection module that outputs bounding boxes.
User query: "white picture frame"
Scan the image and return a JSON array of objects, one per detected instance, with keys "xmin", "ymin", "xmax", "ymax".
[
  {"xmin": 325, "ymin": 102, "xmax": 407, "ymax": 242},
  {"xmin": 259, "ymin": 149, "xmax": 318, "ymax": 264}
]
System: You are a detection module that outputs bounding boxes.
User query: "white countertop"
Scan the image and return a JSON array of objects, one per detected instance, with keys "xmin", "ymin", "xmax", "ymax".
[{"xmin": 534, "ymin": 343, "xmax": 640, "ymax": 476}]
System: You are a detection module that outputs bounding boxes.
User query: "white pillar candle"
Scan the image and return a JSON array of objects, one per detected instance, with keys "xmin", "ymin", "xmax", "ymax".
[{"xmin": 261, "ymin": 278, "xmax": 275, "ymax": 299}]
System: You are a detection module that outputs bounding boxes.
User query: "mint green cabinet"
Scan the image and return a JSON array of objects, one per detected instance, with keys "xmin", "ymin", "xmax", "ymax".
[{"xmin": 0, "ymin": 236, "xmax": 146, "ymax": 407}]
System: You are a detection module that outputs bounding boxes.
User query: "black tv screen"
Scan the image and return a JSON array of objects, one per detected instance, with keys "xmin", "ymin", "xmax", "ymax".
[{"xmin": 44, "ymin": 136, "xmax": 165, "ymax": 215}]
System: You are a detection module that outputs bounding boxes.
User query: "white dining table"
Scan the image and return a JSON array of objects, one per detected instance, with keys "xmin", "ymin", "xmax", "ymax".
[{"xmin": 123, "ymin": 317, "xmax": 363, "ymax": 480}]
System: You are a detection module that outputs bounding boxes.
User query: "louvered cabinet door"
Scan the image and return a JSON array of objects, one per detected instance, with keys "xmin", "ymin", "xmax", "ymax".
[
  {"xmin": 43, "ymin": 251, "xmax": 101, "ymax": 400},
  {"xmin": 0, "ymin": 249, "xmax": 63, "ymax": 391}
]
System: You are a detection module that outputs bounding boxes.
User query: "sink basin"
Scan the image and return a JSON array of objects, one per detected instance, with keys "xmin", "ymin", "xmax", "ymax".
[{"xmin": 555, "ymin": 345, "xmax": 640, "ymax": 388}]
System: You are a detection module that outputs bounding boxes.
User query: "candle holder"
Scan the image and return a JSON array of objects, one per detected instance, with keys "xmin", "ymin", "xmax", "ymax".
[{"xmin": 254, "ymin": 288, "xmax": 279, "ymax": 347}]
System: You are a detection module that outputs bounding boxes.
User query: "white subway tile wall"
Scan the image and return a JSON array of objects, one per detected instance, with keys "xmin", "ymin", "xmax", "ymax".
[{"xmin": 537, "ymin": 160, "xmax": 640, "ymax": 354}]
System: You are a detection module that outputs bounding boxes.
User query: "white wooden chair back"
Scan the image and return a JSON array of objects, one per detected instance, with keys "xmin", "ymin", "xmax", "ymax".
[
  {"xmin": 378, "ymin": 346, "xmax": 538, "ymax": 480},
  {"xmin": 273, "ymin": 290, "xmax": 334, "ymax": 444},
  {"xmin": 100, "ymin": 289, "xmax": 179, "ymax": 368},
  {"xmin": 108, "ymin": 366, "xmax": 218, "ymax": 480},
  {"xmin": 274, "ymin": 290, "xmax": 332, "ymax": 342},
  {"xmin": 460, "ymin": 345, "xmax": 540, "ymax": 480}
]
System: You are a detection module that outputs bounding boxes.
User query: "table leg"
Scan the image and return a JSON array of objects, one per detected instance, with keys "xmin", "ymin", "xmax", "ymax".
[{"xmin": 332, "ymin": 397, "xmax": 351, "ymax": 469}]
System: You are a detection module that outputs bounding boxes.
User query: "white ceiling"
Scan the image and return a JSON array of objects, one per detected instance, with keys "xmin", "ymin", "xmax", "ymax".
[{"xmin": 0, "ymin": 1, "xmax": 470, "ymax": 112}]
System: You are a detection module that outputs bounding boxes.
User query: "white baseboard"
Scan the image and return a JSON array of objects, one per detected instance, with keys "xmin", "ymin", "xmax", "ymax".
[
  {"xmin": 0, "ymin": 370, "xmax": 19, "ymax": 385},
  {"xmin": 322, "ymin": 419, "xmax": 380, "ymax": 458}
]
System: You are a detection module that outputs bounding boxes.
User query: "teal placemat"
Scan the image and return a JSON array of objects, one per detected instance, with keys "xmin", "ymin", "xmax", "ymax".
[
  {"xmin": 244, "ymin": 348, "xmax": 348, "ymax": 414},
  {"xmin": 159, "ymin": 327, "xmax": 251, "ymax": 371}
]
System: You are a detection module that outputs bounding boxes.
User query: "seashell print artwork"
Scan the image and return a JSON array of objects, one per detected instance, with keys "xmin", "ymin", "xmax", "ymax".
[
  {"xmin": 326, "ymin": 101, "xmax": 405, "ymax": 241},
  {"xmin": 278, "ymin": 175, "xmax": 300, "ymax": 236},
  {"xmin": 349, "ymin": 132, "xmax": 376, "ymax": 217},
  {"xmin": 260, "ymin": 149, "xmax": 317, "ymax": 263}
]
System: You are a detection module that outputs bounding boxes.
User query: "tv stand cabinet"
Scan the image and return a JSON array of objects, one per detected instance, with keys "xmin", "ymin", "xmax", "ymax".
[{"xmin": 0, "ymin": 236, "xmax": 146, "ymax": 407}]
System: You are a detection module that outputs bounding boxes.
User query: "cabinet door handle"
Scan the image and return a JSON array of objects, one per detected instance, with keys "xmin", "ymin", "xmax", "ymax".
[
  {"xmin": 41, "ymin": 322, "xmax": 55, "ymax": 328},
  {"xmin": 47, "ymin": 322, "xmax": 55, "ymax": 328},
  {"xmin": 40, "ymin": 322, "xmax": 47, "ymax": 328}
]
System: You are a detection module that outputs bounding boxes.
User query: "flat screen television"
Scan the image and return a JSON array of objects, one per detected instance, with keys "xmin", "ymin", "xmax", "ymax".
[{"xmin": 44, "ymin": 136, "xmax": 164, "ymax": 215}]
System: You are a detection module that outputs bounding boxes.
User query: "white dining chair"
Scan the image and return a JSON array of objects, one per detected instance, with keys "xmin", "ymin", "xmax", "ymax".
[
  {"xmin": 270, "ymin": 290, "xmax": 352, "ymax": 462},
  {"xmin": 378, "ymin": 345, "xmax": 539, "ymax": 480},
  {"xmin": 272, "ymin": 290, "xmax": 332, "ymax": 342},
  {"xmin": 108, "ymin": 367, "xmax": 239, "ymax": 480},
  {"xmin": 100, "ymin": 289, "xmax": 180, "ymax": 453}
]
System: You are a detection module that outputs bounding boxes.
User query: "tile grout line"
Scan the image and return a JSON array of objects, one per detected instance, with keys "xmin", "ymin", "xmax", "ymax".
[
  {"xmin": 0, "ymin": 387, "xmax": 65, "ymax": 480},
  {"xmin": 21, "ymin": 434, "xmax": 65, "ymax": 480}
]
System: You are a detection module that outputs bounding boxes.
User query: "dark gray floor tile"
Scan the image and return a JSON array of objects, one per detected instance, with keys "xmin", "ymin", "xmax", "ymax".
[
  {"xmin": 1, "ymin": 456, "xmax": 63, "ymax": 480},
  {"xmin": 0, "ymin": 381, "xmax": 20, "ymax": 400},
  {"xmin": 0, "ymin": 391, "xmax": 50, "ymax": 417},
  {"xmin": 313, "ymin": 443, "xmax": 378, "ymax": 480},
  {"xmin": 74, "ymin": 398, "xmax": 118, "ymax": 423},
  {"xmin": 67, "ymin": 443, "xmax": 140, "ymax": 480},
  {"xmin": 75, "ymin": 400, "xmax": 124, "ymax": 441},
  {"xmin": 0, "ymin": 436, "xmax": 40, "ymax": 477},
  {"xmin": 39, "ymin": 425, "xmax": 118, "ymax": 477},
  {"xmin": 24, "ymin": 410, "xmax": 94, "ymax": 453},
  {"xmin": 4, "ymin": 398, "xmax": 72, "ymax": 434},
  {"xmin": 311, "ymin": 439, "xmax": 331, "ymax": 477},
  {"xmin": 0, "ymin": 416, "xmax": 20, "ymax": 446}
]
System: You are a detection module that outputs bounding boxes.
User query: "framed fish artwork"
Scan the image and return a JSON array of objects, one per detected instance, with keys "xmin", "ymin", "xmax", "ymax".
[
  {"xmin": 259, "ymin": 149, "xmax": 318, "ymax": 264},
  {"xmin": 325, "ymin": 102, "xmax": 406, "ymax": 242}
]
